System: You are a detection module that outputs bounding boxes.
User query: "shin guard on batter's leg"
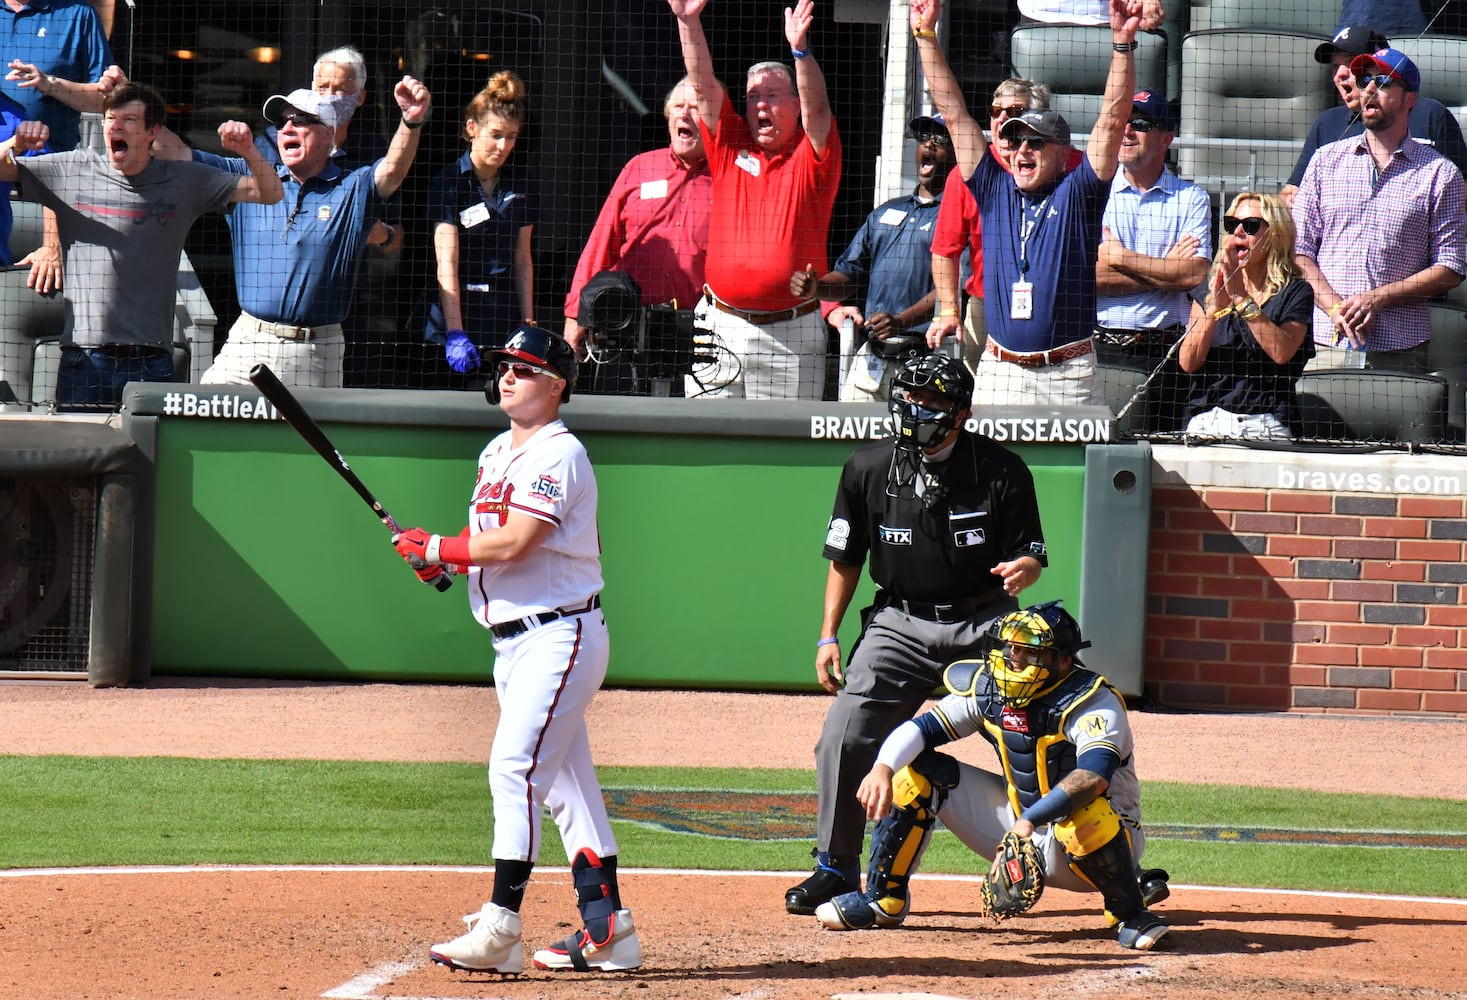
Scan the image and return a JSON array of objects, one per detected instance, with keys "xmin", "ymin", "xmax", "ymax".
[
  {"xmin": 530, "ymin": 849, "xmax": 642, "ymax": 971},
  {"xmin": 816, "ymin": 751, "xmax": 959, "ymax": 931}
]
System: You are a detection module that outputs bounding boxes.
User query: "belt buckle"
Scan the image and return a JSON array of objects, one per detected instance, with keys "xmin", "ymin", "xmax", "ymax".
[{"xmin": 933, "ymin": 602, "xmax": 958, "ymax": 624}]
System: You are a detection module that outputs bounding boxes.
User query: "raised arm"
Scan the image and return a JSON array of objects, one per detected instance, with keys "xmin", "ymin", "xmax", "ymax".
[
  {"xmin": 0, "ymin": 119, "xmax": 47, "ymax": 183},
  {"xmin": 216, "ymin": 121, "xmax": 283, "ymax": 204},
  {"xmin": 910, "ymin": 0, "xmax": 984, "ymax": 180},
  {"xmin": 6, "ymin": 62, "xmax": 125, "ymax": 115},
  {"xmin": 668, "ymin": 0, "xmax": 724, "ymax": 128},
  {"xmin": 373, "ymin": 76, "xmax": 431, "ymax": 199},
  {"xmin": 786, "ymin": 0, "xmax": 833, "ymax": 155},
  {"xmin": 1086, "ymin": 0, "xmax": 1142, "ymax": 183}
]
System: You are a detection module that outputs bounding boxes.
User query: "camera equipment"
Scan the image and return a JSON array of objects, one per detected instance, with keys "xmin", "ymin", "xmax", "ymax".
[{"xmin": 578, "ymin": 269, "xmax": 696, "ymax": 396}]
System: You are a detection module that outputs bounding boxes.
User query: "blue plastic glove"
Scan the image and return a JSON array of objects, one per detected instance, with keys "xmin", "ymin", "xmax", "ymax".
[{"xmin": 445, "ymin": 329, "xmax": 481, "ymax": 373}]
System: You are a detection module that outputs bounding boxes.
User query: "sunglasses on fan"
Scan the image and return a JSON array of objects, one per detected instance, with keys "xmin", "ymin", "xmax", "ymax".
[{"xmin": 1222, "ymin": 215, "xmax": 1267, "ymax": 236}]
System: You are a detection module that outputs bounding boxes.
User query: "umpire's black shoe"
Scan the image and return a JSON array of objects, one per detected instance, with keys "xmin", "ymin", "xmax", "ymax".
[
  {"xmin": 1139, "ymin": 868, "xmax": 1171, "ymax": 907},
  {"xmin": 785, "ymin": 868, "xmax": 859, "ymax": 915}
]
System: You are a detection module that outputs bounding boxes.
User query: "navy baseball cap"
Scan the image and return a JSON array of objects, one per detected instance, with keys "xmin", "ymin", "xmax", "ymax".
[
  {"xmin": 1349, "ymin": 47, "xmax": 1421, "ymax": 93},
  {"xmin": 999, "ymin": 109, "xmax": 1071, "ymax": 146},
  {"xmin": 908, "ymin": 112, "xmax": 949, "ymax": 137},
  {"xmin": 1129, "ymin": 90, "xmax": 1176, "ymax": 131},
  {"xmin": 1315, "ymin": 24, "xmax": 1390, "ymax": 64}
]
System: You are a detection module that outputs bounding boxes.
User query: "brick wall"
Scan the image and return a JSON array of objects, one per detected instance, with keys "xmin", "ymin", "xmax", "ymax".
[{"xmin": 1144, "ymin": 485, "xmax": 1467, "ymax": 716}]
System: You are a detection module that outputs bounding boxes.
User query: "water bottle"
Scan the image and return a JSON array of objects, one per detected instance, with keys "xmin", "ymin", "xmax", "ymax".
[{"xmin": 1343, "ymin": 342, "xmax": 1367, "ymax": 369}]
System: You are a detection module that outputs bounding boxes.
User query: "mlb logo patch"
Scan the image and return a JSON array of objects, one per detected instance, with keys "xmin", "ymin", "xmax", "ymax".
[
  {"xmin": 529, "ymin": 474, "xmax": 563, "ymax": 502},
  {"xmin": 954, "ymin": 527, "xmax": 985, "ymax": 548}
]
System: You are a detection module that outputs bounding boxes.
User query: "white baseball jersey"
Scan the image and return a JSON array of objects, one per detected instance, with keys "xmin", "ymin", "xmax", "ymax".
[{"xmin": 465, "ymin": 419, "xmax": 603, "ymax": 626}]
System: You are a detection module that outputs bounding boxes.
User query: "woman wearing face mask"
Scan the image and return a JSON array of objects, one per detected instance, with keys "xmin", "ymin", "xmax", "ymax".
[
  {"xmin": 426, "ymin": 70, "xmax": 536, "ymax": 381},
  {"xmin": 1179, "ymin": 192, "xmax": 1314, "ymax": 440}
]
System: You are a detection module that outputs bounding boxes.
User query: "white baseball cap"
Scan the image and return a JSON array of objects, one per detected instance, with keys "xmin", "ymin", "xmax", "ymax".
[{"xmin": 262, "ymin": 89, "xmax": 347, "ymax": 129}]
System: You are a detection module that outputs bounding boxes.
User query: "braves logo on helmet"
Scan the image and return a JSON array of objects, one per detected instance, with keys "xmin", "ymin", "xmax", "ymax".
[{"xmin": 485, "ymin": 325, "xmax": 579, "ymax": 405}]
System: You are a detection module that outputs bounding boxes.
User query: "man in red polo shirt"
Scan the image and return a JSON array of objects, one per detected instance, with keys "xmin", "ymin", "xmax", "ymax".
[
  {"xmin": 668, "ymin": 0, "xmax": 841, "ymax": 399},
  {"xmin": 562, "ymin": 77, "xmax": 712, "ymax": 360}
]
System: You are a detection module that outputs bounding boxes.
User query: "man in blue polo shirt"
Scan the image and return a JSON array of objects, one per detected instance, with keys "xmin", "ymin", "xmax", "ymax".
[
  {"xmin": 1, "ymin": 0, "xmax": 117, "ymax": 152},
  {"xmin": 966, "ymin": 0, "xmax": 1143, "ymax": 407},
  {"xmin": 157, "ymin": 76, "xmax": 431, "ymax": 388},
  {"xmin": 1095, "ymin": 90, "xmax": 1210, "ymax": 430},
  {"xmin": 790, "ymin": 112, "xmax": 956, "ymax": 401}
]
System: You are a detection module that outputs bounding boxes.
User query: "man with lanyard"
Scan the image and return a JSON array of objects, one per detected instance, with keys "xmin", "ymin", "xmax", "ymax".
[
  {"xmin": 789, "ymin": 112, "xmax": 955, "ymax": 402},
  {"xmin": 923, "ymin": 0, "xmax": 1141, "ymax": 407},
  {"xmin": 1094, "ymin": 90, "xmax": 1210, "ymax": 431}
]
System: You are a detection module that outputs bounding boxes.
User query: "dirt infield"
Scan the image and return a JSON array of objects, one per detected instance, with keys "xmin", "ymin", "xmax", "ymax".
[{"xmin": 2, "ymin": 680, "xmax": 1465, "ymax": 1000}]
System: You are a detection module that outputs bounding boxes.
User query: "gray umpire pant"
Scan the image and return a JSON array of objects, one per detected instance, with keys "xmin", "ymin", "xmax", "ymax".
[{"xmin": 813, "ymin": 598, "xmax": 1016, "ymax": 860}]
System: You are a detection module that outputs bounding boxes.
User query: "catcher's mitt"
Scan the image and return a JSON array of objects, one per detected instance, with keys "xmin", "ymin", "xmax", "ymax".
[{"xmin": 980, "ymin": 831, "xmax": 1045, "ymax": 921}]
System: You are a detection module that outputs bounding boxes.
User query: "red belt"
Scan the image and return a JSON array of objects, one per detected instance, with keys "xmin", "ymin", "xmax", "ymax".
[
  {"xmin": 706, "ymin": 290, "xmax": 820, "ymax": 326},
  {"xmin": 985, "ymin": 337, "xmax": 1093, "ymax": 368}
]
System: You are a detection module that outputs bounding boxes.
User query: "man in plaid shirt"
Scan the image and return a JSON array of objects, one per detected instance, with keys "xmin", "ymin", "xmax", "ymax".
[{"xmin": 1294, "ymin": 47, "xmax": 1466, "ymax": 372}]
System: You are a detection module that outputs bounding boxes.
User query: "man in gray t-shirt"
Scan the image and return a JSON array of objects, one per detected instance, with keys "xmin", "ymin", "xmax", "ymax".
[{"xmin": 0, "ymin": 81, "xmax": 281, "ymax": 408}]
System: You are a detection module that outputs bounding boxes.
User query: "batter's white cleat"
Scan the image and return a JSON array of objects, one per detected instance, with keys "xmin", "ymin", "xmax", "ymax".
[
  {"xmin": 531, "ymin": 908, "xmax": 643, "ymax": 971},
  {"xmin": 428, "ymin": 902, "xmax": 524, "ymax": 973}
]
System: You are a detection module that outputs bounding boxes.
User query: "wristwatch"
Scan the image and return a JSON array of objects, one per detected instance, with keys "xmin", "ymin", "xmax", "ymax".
[{"xmin": 1237, "ymin": 299, "xmax": 1263, "ymax": 322}]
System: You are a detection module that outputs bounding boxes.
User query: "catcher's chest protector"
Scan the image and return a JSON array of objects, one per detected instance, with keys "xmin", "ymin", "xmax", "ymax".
[{"xmin": 977, "ymin": 670, "xmax": 1108, "ymax": 810}]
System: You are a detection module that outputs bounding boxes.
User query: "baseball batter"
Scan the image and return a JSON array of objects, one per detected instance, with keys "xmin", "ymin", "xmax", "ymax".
[
  {"xmin": 393, "ymin": 326, "xmax": 641, "ymax": 975},
  {"xmin": 815, "ymin": 601, "xmax": 1171, "ymax": 950}
]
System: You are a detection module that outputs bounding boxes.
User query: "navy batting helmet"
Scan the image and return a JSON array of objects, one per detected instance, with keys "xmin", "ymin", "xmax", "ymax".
[
  {"xmin": 485, "ymin": 325, "xmax": 579, "ymax": 405},
  {"xmin": 889, "ymin": 352, "xmax": 973, "ymax": 447}
]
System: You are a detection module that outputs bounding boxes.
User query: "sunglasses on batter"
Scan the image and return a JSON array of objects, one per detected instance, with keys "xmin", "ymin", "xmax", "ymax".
[
  {"xmin": 496, "ymin": 361, "xmax": 559, "ymax": 380},
  {"xmin": 1222, "ymin": 215, "xmax": 1268, "ymax": 236}
]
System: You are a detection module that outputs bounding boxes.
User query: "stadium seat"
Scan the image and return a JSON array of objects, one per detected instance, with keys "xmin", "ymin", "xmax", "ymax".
[
  {"xmin": 1187, "ymin": 0, "xmax": 1336, "ymax": 35},
  {"xmin": 1390, "ymin": 36, "xmax": 1467, "ymax": 138},
  {"xmin": 1094, "ymin": 361, "xmax": 1152, "ymax": 437},
  {"xmin": 1175, "ymin": 29, "xmax": 1333, "ymax": 195},
  {"xmin": 1008, "ymin": 25, "xmax": 1168, "ymax": 137},
  {"xmin": 1295, "ymin": 369, "xmax": 1450, "ymax": 446},
  {"xmin": 1157, "ymin": 0, "xmax": 1191, "ymax": 99},
  {"xmin": 1428, "ymin": 303, "xmax": 1467, "ymax": 442},
  {"xmin": 0, "ymin": 201, "xmax": 66, "ymax": 409}
]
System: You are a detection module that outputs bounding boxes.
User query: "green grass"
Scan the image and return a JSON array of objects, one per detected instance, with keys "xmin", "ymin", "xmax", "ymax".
[{"xmin": 2, "ymin": 756, "xmax": 1463, "ymax": 898}]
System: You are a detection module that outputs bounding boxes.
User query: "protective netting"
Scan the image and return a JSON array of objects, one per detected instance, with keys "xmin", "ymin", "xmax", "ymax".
[{"xmin": 0, "ymin": 0, "xmax": 1462, "ymax": 451}]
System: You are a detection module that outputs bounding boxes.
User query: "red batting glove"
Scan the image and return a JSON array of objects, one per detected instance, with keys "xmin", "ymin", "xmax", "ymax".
[{"xmin": 393, "ymin": 527, "xmax": 435, "ymax": 568}]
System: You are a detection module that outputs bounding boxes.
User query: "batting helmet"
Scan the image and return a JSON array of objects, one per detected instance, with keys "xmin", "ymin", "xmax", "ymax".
[
  {"xmin": 485, "ymin": 325, "xmax": 579, "ymax": 405},
  {"xmin": 889, "ymin": 352, "xmax": 973, "ymax": 448},
  {"xmin": 984, "ymin": 600, "xmax": 1090, "ymax": 707}
]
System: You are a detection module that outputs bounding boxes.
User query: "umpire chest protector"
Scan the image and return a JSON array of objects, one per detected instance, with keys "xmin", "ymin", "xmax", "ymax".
[
  {"xmin": 824, "ymin": 433, "xmax": 1043, "ymax": 604},
  {"xmin": 966, "ymin": 666, "xmax": 1114, "ymax": 812}
]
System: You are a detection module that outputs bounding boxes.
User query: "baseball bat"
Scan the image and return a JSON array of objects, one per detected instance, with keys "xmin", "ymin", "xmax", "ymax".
[{"xmin": 248, "ymin": 363, "xmax": 453, "ymax": 593}]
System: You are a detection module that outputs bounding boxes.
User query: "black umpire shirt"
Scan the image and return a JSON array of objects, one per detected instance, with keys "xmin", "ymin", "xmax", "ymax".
[{"xmin": 822, "ymin": 432, "xmax": 1048, "ymax": 604}]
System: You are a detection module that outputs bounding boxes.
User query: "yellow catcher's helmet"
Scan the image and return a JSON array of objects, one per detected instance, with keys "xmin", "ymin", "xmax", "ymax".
[{"xmin": 985, "ymin": 601, "xmax": 1090, "ymax": 707}]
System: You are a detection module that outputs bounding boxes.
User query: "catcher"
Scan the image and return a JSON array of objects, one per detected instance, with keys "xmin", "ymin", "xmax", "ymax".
[{"xmin": 813, "ymin": 600, "xmax": 1171, "ymax": 950}]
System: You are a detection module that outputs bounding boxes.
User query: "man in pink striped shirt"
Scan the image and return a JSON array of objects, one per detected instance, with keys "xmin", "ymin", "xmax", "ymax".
[{"xmin": 1293, "ymin": 47, "xmax": 1466, "ymax": 372}]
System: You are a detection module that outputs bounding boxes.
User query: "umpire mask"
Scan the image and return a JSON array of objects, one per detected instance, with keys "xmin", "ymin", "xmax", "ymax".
[{"xmin": 888, "ymin": 352, "xmax": 972, "ymax": 449}]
